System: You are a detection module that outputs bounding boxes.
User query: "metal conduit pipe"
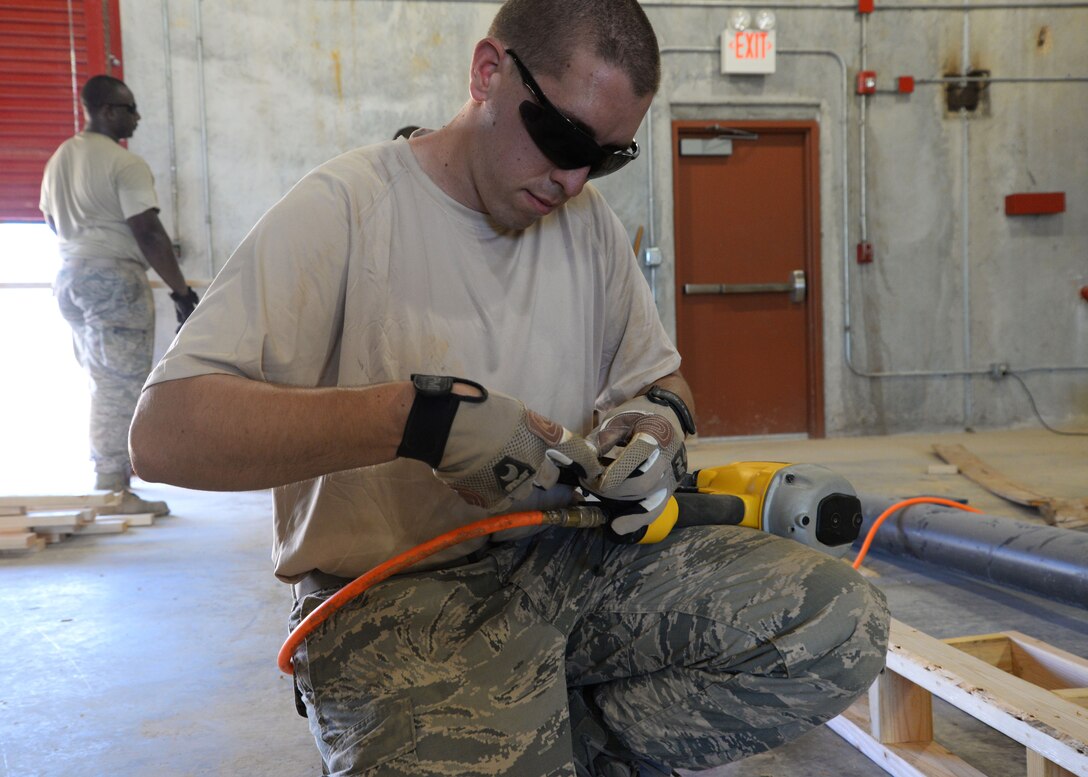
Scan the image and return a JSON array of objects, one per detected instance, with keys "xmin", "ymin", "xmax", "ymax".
[
  {"xmin": 194, "ymin": 0, "xmax": 214, "ymax": 279},
  {"xmin": 381, "ymin": 0, "xmax": 1088, "ymax": 9},
  {"xmin": 645, "ymin": 90, "xmax": 657, "ymax": 303},
  {"xmin": 859, "ymin": 16, "xmax": 868, "ymax": 246},
  {"xmin": 161, "ymin": 0, "xmax": 180, "ymax": 242},
  {"xmin": 859, "ymin": 495, "xmax": 1088, "ymax": 609},
  {"xmin": 868, "ymin": 2, "xmax": 1088, "ymax": 8},
  {"xmin": 382, "ymin": 0, "xmax": 858, "ymax": 7},
  {"xmin": 917, "ymin": 75, "xmax": 1088, "ymax": 84},
  {"xmin": 961, "ymin": 2, "xmax": 973, "ymax": 424}
]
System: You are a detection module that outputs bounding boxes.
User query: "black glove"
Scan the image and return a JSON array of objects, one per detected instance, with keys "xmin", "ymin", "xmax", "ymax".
[
  {"xmin": 169, "ymin": 287, "xmax": 200, "ymax": 331},
  {"xmin": 397, "ymin": 375, "xmax": 602, "ymax": 512}
]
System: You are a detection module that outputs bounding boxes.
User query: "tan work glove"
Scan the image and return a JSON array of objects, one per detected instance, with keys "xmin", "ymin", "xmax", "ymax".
[
  {"xmin": 580, "ymin": 387, "xmax": 695, "ymax": 536},
  {"xmin": 397, "ymin": 375, "xmax": 602, "ymax": 512}
]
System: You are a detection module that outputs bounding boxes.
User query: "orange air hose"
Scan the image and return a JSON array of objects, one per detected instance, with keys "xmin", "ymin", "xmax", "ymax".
[
  {"xmin": 278, "ymin": 506, "xmax": 605, "ymax": 674},
  {"xmin": 852, "ymin": 497, "xmax": 982, "ymax": 570},
  {"xmin": 279, "ymin": 496, "xmax": 981, "ymax": 672}
]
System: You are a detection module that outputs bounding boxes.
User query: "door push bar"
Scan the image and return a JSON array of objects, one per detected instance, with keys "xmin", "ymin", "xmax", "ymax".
[{"xmin": 683, "ymin": 269, "xmax": 806, "ymax": 303}]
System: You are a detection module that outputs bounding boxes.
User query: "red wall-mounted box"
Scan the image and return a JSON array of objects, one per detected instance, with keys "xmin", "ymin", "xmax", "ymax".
[
  {"xmin": 1005, "ymin": 192, "xmax": 1065, "ymax": 216},
  {"xmin": 856, "ymin": 71, "xmax": 877, "ymax": 95}
]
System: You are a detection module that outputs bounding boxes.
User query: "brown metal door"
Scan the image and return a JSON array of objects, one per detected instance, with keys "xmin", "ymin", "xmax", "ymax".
[{"xmin": 673, "ymin": 120, "xmax": 823, "ymax": 438}]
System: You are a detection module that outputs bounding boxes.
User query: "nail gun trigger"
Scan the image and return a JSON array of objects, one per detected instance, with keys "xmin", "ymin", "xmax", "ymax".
[{"xmin": 677, "ymin": 471, "xmax": 699, "ymax": 490}]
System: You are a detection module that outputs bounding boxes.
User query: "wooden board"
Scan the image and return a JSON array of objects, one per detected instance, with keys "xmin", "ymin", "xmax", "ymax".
[
  {"xmin": 0, "ymin": 514, "xmax": 31, "ymax": 532},
  {"xmin": 828, "ymin": 697, "xmax": 988, "ymax": 777},
  {"xmin": 932, "ymin": 443, "xmax": 1088, "ymax": 529},
  {"xmin": 888, "ymin": 621, "xmax": 1088, "ymax": 773},
  {"xmin": 0, "ymin": 492, "xmax": 121, "ymax": 510},
  {"xmin": 96, "ymin": 512, "xmax": 154, "ymax": 527},
  {"xmin": 1038, "ymin": 499, "xmax": 1088, "ymax": 528},
  {"xmin": 74, "ymin": 518, "xmax": 128, "ymax": 535},
  {"xmin": 945, "ymin": 631, "xmax": 1088, "ymax": 691},
  {"xmin": 0, "ymin": 531, "xmax": 42, "ymax": 550},
  {"xmin": 828, "ymin": 619, "xmax": 1088, "ymax": 777},
  {"xmin": 25, "ymin": 509, "xmax": 94, "ymax": 529}
]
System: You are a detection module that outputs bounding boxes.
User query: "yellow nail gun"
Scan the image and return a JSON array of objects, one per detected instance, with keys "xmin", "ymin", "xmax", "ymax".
[{"xmin": 638, "ymin": 461, "xmax": 864, "ymax": 557}]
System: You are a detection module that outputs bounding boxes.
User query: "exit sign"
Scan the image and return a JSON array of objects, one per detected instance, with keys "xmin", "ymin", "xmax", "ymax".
[{"xmin": 722, "ymin": 29, "xmax": 776, "ymax": 74}]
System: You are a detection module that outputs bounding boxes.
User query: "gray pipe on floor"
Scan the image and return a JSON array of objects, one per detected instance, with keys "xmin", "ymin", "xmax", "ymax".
[{"xmin": 858, "ymin": 495, "xmax": 1088, "ymax": 609}]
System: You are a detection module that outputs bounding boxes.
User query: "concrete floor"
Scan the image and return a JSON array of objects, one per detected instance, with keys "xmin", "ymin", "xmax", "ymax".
[{"xmin": 1, "ymin": 428, "xmax": 1085, "ymax": 777}]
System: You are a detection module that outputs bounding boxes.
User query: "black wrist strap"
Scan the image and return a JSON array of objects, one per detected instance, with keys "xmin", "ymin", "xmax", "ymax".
[
  {"xmin": 396, "ymin": 375, "xmax": 486, "ymax": 468},
  {"xmin": 647, "ymin": 386, "xmax": 697, "ymax": 436}
]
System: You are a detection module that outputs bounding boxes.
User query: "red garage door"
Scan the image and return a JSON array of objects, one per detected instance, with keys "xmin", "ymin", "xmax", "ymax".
[{"xmin": 0, "ymin": 1, "xmax": 122, "ymax": 222}]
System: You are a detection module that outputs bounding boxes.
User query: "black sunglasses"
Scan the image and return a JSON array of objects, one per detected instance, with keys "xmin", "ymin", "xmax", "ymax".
[
  {"xmin": 107, "ymin": 102, "xmax": 138, "ymax": 114},
  {"xmin": 506, "ymin": 49, "xmax": 639, "ymax": 180}
]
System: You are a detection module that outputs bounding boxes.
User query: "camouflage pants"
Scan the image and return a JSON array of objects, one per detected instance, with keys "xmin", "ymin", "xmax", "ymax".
[
  {"xmin": 290, "ymin": 525, "xmax": 889, "ymax": 777},
  {"xmin": 54, "ymin": 259, "xmax": 154, "ymax": 476}
]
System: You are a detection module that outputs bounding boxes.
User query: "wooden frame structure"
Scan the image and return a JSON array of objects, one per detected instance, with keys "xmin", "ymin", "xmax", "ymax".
[{"xmin": 828, "ymin": 620, "xmax": 1088, "ymax": 776}]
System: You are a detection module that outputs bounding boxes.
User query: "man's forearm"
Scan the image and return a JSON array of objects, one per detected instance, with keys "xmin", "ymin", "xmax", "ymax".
[
  {"xmin": 127, "ymin": 209, "xmax": 188, "ymax": 294},
  {"xmin": 139, "ymin": 230, "xmax": 188, "ymax": 295},
  {"xmin": 130, "ymin": 374, "xmax": 414, "ymax": 491},
  {"xmin": 641, "ymin": 370, "xmax": 696, "ymax": 421}
]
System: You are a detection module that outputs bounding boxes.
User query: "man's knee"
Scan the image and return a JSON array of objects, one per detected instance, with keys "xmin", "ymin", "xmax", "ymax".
[{"xmin": 784, "ymin": 556, "xmax": 890, "ymax": 700}]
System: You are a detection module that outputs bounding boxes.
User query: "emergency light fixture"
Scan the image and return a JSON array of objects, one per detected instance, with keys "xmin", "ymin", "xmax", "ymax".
[{"xmin": 722, "ymin": 9, "xmax": 778, "ymax": 75}]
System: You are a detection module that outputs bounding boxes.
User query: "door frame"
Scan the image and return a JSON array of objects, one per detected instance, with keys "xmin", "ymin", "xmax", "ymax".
[{"xmin": 671, "ymin": 119, "xmax": 825, "ymax": 438}]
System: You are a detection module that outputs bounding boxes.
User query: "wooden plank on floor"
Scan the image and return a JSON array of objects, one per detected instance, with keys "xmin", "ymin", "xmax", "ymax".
[
  {"xmin": 0, "ymin": 492, "xmax": 121, "ymax": 511},
  {"xmin": 96, "ymin": 512, "xmax": 154, "ymax": 527},
  {"xmin": 932, "ymin": 443, "xmax": 1088, "ymax": 528},
  {"xmin": 74, "ymin": 518, "xmax": 128, "ymax": 535},
  {"xmin": 932, "ymin": 443, "xmax": 1047, "ymax": 506},
  {"xmin": 0, "ymin": 514, "xmax": 31, "ymax": 532},
  {"xmin": 25, "ymin": 509, "xmax": 94, "ymax": 530},
  {"xmin": 0, "ymin": 531, "xmax": 43, "ymax": 550},
  {"xmin": 1038, "ymin": 499, "xmax": 1088, "ymax": 528}
]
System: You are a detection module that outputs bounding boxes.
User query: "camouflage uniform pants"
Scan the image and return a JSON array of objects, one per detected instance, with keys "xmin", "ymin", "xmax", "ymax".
[
  {"xmin": 290, "ymin": 524, "xmax": 889, "ymax": 777},
  {"xmin": 54, "ymin": 259, "xmax": 154, "ymax": 477}
]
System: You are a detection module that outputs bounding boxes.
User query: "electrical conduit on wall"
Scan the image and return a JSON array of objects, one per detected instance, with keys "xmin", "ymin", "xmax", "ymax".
[{"xmin": 643, "ymin": 3, "xmax": 1088, "ymax": 431}]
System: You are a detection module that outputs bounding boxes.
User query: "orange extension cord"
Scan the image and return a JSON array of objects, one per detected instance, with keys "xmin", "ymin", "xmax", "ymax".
[
  {"xmin": 278, "ymin": 509, "xmax": 608, "ymax": 674},
  {"xmin": 851, "ymin": 497, "xmax": 982, "ymax": 570},
  {"xmin": 278, "ymin": 497, "xmax": 982, "ymax": 673}
]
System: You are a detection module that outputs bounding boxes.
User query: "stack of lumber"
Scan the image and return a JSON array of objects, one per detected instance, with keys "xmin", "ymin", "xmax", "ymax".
[{"xmin": 0, "ymin": 492, "xmax": 154, "ymax": 553}]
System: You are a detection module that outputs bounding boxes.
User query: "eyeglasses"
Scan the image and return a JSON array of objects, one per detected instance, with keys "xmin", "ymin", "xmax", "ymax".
[
  {"xmin": 506, "ymin": 49, "xmax": 639, "ymax": 180},
  {"xmin": 107, "ymin": 103, "xmax": 138, "ymax": 115}
]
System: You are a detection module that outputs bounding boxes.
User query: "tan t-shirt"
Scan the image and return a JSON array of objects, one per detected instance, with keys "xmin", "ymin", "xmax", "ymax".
[
  {"xmin": 146, "ymin": 140, "xmax": 681, "ymax": 581},
  {"xmin": 39, "ymin": 132, "xmax": 159, "ymax": 267}
]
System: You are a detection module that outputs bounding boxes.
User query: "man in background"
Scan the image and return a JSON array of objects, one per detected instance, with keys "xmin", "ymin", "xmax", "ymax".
[{"xmin": 40, "ymin": 74, "xmax": 200, "ymax": 514}]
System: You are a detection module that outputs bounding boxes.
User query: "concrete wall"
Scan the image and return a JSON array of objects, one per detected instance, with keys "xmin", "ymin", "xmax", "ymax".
[{"xmin": 120, "ymin": 0, "xmax": 1088, "ymax": 436}]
